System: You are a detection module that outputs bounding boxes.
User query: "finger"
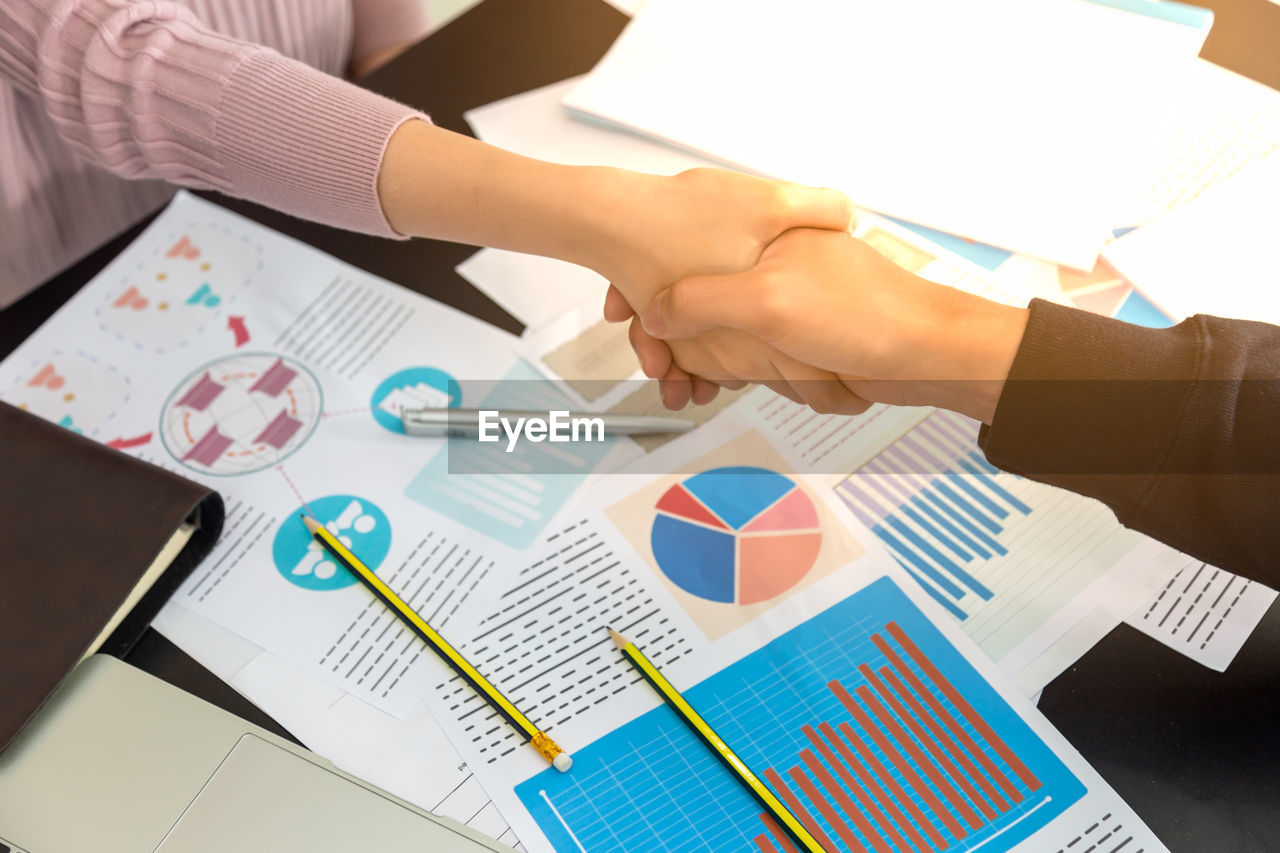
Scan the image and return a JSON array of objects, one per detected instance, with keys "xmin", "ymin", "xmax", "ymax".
[
  {"xmin": 775, "ymin": 356, "xmax": 871, "ymax": 415},
  {"xmin": 761, "ymin": 378, "xmax": 805, "ymax": 406},
  {"xmin": 641, "ymin": 271, "xmax": 777, "ymax": 341},
  {"xmin": 736, "ymin": 357, "xmax": 804, "ymax": 406},
  {"xmin": 783, "ymin": 185, "xmax": 857, "ymax": 233},
  {"xmin": 658, "ymin": 365, "xmax": 694, "ymax": 411},
  {"xmin": 603, "ymin": 284, "xmax": 635, "ymax": 323},
  {"xmin": 629, "ymin": 317, "xmax": 673, "ymax": 379},
  {"xmin": 690, "ymin": 378, "xmax": 721, "ymax": 406}
]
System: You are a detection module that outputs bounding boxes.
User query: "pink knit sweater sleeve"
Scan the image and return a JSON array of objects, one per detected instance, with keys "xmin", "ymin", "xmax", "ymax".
[{"xmin": 0, "ymin": 0, "xmax": 425, "ymax": 237}]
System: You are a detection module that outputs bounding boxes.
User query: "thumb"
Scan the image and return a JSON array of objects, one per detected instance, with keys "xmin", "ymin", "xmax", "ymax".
[
  {"xmin": 785, "ymin": 185, "xmax": 856, "ymax": 234},
  {"xmin": 641, "ymin": 270, "xmax": 772, "ymax": 340},
  {"xmin": 602, "ymin": 284, "xmax": 634, "ymax": 322}
]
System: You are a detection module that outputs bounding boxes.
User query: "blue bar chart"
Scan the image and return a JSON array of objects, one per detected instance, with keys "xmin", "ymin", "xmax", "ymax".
[
  {"xmin": 836, "ymin": 411, "xmax": 1031, "ymax": 621},
  {"xmin": 833, "ymin": 411, "xmax": 1143, "ymax": 665},
  {"xmin": 516, "ymin": 578, "xmax": 1086, "ymax": 853}
]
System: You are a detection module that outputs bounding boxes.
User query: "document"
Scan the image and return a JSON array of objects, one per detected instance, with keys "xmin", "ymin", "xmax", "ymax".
[
  {"xmin": 1125, "ymin": 559, "xmax": 1277, "ymax": 672},
  {"xmin": 417, "ymin": 423, "xmax": 1172, "ymax": 853},
  {"xmin": 0, "ymin": 192, "xmax": 603, "ymax": 717},
  {"xmin": 566, "ymin": 0, "xmax": 1211, "ymax": 269},
  {"xmin": 1125, "ymin": 58, "xmax": 1280, "ymax": 227},
  {"xmin": 833, "ymin": 409, "xmax": 1189, "ymax": 694},
  {"xmin": 1103, "ymin": 149, "xmax": 1280, "ymax": 325}
]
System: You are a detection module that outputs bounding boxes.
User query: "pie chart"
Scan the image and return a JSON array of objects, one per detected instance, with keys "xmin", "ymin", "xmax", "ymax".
[{"xmin": 650, "ymin": 467, "xmax": 822, "ymax": 605}]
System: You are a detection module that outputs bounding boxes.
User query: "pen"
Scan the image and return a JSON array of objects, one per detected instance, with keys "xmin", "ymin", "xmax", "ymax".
[
  {"xmin": 400, "ymin": 407, "xmax": 694, "ymax": 437},
  {"xmin": 302, "ymin": 515, "xmax": 572, "ymax": 772},
  {"xmin": 608, "ymin": 628, "xmax": 828, "ymax": 853}
]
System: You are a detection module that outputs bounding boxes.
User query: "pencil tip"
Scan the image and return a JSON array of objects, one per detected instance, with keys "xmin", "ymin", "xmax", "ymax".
[
  {"xmin": 608, "ymin": 628, "xmax": 627, "ymax": 649},
  {"xmin": 301, "ymin": 514, "xmax": 321, "ymax": 534}
]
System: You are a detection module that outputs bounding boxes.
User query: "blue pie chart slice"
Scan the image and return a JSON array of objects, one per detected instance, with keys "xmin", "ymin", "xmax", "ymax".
[
  {"xmin": 681, "ymin": 467, "xmax": 795, "ymax": 530},
  {"xmin": 651, "ymin": 514, "xmax": 737, "ymax": 602}
]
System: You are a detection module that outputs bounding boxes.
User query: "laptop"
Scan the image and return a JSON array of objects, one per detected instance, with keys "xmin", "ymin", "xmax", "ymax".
[{"xmin": 0, "ymin": 655, "xmax": 510, "ymax": 853}]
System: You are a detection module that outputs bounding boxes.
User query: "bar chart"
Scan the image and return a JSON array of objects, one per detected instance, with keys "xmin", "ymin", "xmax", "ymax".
[
  {"xmin": 516, "ymin": 577, "xmax": 1086, "ymax": 852},
  {"xmin": 835, "ymin": 411, "xmax": 1148, "ymax": 662}
]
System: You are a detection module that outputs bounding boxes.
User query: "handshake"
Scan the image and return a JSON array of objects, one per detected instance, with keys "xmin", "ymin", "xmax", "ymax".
[{"xmin": 591, "ymin": 169, "xmax": 1030, "ymax": 426}]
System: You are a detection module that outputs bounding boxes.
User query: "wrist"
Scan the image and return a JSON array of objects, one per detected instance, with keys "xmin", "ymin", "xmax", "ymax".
[{"xmin": 914, "ymin": 287, "xmax": 1029, "ymax": 424}]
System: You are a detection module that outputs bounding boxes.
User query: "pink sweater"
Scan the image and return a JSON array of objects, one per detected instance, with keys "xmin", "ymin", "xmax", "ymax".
[{"xmin": 0, "ymin": 0, "xmax": 431, "ymax": 306}]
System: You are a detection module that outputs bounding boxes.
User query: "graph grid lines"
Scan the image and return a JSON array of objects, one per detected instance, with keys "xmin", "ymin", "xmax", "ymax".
[{"xmin": 518, "ymin": 578, "xmax": 1086, "ymax": 852}]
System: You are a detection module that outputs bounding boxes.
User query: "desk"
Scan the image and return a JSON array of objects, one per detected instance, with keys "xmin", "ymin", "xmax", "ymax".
[{"xmin": 2, "ymin": 0, "xmax": 1277, "ymax": 849}]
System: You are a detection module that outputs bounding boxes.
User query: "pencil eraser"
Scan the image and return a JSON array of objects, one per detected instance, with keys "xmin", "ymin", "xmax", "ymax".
[{"xmin": 553, "ymin": 753, "xmax": 573, "ymax": 773}]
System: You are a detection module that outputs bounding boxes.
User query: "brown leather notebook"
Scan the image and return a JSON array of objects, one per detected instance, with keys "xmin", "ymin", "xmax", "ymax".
[{"xmin": 0, "ymin": 401, "xmax": 224, "ymax": 752}]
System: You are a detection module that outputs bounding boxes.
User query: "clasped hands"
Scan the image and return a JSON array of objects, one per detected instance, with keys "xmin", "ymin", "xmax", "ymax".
[
  {"xmin": 597, "ymin": 168, "xmax": 1029, "ymax": 424},
  {"xmin": 593, "ymin": 167, "xmax": 1024, "ymax": 422}
]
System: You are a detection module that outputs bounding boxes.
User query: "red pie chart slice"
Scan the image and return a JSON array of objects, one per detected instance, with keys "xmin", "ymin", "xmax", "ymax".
[
  {"xmin": 655, "ymin": 483, "xmax": 730, "ymax": 530},
  {"xmin": 738, "ymin": 532, "xmax": 823, "ymax": 605},
  {"xmin": 741, "ymin": 487, "xmax": 820, "ymax": 532}
]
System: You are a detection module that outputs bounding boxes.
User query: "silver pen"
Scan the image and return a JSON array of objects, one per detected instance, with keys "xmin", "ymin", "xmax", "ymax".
[{"xmin": 399, "ymin": 407, "xmax": 695, "ymax": 437}]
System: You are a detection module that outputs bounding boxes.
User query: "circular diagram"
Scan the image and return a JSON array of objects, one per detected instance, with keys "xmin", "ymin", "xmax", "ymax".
[
  {"xmin": 370, "ymin": 367, "xmax": 460, "ymax": 434},
  {"xmin": 650, "ymin": 467, "xmax": 822, "ymax": 605},
  {"xmin": 160, "ymin": 352, "xmax": 322, "ymax": 476},
  {"xmin": 272, "ymin": 495, "xmax": 391, "ymax": 591}
]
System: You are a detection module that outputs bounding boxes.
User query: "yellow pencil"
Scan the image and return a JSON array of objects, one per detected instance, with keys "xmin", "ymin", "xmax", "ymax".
[
  {"xmin": 609, "ymin": 628, "xmax": 828, "ymax": 853},
  {"xmin": 303, "ymin": 515, "xmax": 572, "ymax": 772}
]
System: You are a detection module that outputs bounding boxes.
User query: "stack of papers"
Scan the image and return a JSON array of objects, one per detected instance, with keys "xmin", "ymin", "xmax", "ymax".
[
  {"xmin": 1104, "ymin": 149, "xmax": 1280, "ymax": 324},
  {"xmin": 565, "ymin": 0, "xmax": 1212, "ymax": 269}
]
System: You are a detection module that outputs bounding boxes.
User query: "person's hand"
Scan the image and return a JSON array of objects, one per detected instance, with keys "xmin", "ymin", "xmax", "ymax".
[
  {"xmin": 592, "ymin": 169, "xmax": 867, "ymax": 411},
  {"xmin": 635, "ymin": 228, "xmax": 1031, "ymax": 423},
  {"xmin": 609, "ymin": 292, "xmax": 877, "ymax": 414}
]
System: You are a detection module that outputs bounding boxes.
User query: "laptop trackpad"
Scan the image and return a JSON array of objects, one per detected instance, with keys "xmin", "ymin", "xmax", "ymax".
[{"xmin": 154, "ymin": 734, "xmax": 476, "ymax": 852}]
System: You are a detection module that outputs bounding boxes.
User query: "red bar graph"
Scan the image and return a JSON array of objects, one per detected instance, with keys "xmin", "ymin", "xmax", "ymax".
[{"xmin": 758, "ymin": 621, "xmax": 1043, "ymax": 853}]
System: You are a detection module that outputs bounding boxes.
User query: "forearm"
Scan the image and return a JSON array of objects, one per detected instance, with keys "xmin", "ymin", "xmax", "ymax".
[
  {"xmin": 377, "ymin": 119, "xmax": 634, "ymax": 272},
  {"xmin": 378, "ymin": 123, "xmax": 855, "ymax": 308}
]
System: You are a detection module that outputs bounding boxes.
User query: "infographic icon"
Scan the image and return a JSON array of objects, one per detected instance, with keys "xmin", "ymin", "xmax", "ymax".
[
  {"xmin": 3, "ymin": 350, "xmax": 131, "ymax": 439},
  {"xmin": 96, "ymin": 223, "xmax": 262, "ymax": 353},
  {"xmin": 650, "ymin": 467, "xmax": 822, "ymax": 605},
  {"xmin": 272, "ymin": 495, "xmax": 391, "ymax": 591},
  {"xmin": 370, "ymin": 366, "xmax": 459, "ymax": 434},
  {"xmin": 160, "ymin": 352, "xmax": 322, "ymax": 475}
]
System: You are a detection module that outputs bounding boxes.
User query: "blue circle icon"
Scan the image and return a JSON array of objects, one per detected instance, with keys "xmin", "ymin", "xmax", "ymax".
[
  {"xmin": 370, "ymin": 367, "xmax": 460, "ymax": 433},
  {"xmin": 273, "ymin": 495, "xmax": 391, "ymax": 590}
]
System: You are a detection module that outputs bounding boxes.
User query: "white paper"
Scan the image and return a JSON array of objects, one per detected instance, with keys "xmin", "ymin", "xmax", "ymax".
[
  {"xmin": 566, "ymin": 0, "xmax": 1210, "ymax": 268},
  {"xmin": 455, "ymin": 249, "xmax": 606, "ymax": 332},
  {"xmin": 1125, "ymin": 59, "xmax": 1280, "ymax": 226},
  {"xmin": 1125, "ymin": 558, "xmax": 1278, "ymax": 671},
  {"xmin": 1103, "ymin": 149, "xmax": 1280, "ymax": 325}
]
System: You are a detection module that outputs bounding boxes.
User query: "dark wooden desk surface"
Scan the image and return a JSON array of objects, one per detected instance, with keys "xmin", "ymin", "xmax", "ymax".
[{"xmin": 3, "ymin": 0, "xmax": 1278, "ymax": 849}]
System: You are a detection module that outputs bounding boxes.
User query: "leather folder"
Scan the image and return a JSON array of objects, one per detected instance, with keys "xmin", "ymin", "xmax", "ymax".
[{"xmin": 0, "ymin": 401, "xmax": 224, "ymax": 752}]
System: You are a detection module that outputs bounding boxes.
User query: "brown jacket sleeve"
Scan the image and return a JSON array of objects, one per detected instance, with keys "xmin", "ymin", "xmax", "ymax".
[{"xmin": 980, "ymin": 298, "xmax": 1280, "ymax": 583}]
